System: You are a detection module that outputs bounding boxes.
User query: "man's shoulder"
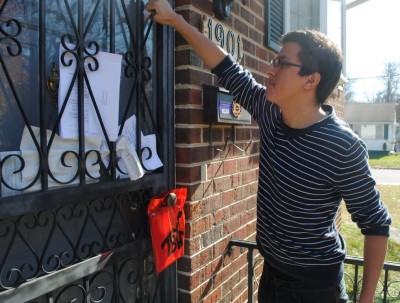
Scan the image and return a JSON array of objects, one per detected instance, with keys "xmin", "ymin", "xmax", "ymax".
[
  {"xmin": 317, "ymin": 110, "xmax": 364, "ymax": 152},
  {"xmin": 321, "ymin": 106, "xmax": 358, "ymax": 140}
]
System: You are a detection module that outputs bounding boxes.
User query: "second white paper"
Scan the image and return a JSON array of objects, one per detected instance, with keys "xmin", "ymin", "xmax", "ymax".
[{"xmin": 58, "ymin": 43, "xmax": 122, "ymax": 141}]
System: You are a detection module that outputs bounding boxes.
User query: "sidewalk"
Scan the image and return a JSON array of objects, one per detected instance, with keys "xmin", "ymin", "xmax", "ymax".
[{"xmin": 370, "ymin": 168, "xmax": 400, "ymax": 185}]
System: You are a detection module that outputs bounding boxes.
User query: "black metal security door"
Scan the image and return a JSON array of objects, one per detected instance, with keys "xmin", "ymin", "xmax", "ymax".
[{"xmin": 0, "ymin": 0, "xmax": 175, "ymax": 302}]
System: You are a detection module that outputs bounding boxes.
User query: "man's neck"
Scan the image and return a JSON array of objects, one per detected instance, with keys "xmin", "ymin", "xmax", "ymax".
[{"xmin": 281, "ymin": 104, "xmax": 326, "ymax": 129}]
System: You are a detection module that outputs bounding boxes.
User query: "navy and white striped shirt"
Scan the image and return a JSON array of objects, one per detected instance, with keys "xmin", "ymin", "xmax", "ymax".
[{"xmin": 212, "ymin": 55, "xmax": 391, "ymax": 285}]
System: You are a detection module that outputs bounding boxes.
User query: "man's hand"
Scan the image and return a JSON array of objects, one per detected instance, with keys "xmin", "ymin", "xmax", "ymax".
[
  {"xmin": 145, "ymin": 0, "xmax": 180, "ymax": 26},
  {"xmin": 144, "ymin": 0, "xmax": 227, "ymax": 69}
]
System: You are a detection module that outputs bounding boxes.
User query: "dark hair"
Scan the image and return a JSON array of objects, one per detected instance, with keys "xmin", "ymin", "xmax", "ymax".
[{"xmin": 281, "ymin": 29, "xmax": 342, "ymax": 104}]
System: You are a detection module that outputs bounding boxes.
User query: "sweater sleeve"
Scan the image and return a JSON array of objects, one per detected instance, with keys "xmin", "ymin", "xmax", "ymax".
[{"xmin": 337, "ymin": 140, "xmax": 391, "ymax": 237}]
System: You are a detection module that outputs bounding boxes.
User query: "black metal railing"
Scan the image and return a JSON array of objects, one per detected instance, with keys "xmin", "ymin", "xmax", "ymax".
[
  {"xmin": 344, "ymin": 256, "xmax": 400, "ymax": 303},
  {"xmin": 229, "ymin": 239, "xmax": 400, "ymax": 303}
]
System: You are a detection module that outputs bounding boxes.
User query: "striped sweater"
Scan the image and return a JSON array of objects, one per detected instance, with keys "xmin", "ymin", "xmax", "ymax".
[{"xmin": 212, "ymin": 55, "xmax": 391, "ymax": 286}]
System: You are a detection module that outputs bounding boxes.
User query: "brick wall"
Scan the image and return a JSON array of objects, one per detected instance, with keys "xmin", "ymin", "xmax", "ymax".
[{"xmin": 173, "ymin": 1, "xmax": 345, "ymax": 302}]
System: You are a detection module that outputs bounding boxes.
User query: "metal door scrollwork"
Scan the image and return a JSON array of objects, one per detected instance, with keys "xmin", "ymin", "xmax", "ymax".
[
  {"xmin": 0, "ymin": 189, "xmax": 159, "ymax": 301},
  {"xmin": 0, "ymin": 0, "xmax": 162, "ymax": 197}
]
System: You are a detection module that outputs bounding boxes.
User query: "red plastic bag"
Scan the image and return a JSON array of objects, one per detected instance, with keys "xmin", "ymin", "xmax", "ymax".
[{"xmin": 148, "ymin": 188, "xmax": 187, "ymax": 274}]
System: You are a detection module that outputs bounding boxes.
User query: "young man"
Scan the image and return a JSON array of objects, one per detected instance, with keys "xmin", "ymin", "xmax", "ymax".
[{"xmin": 144, "ymin": 1, "xmax": 392, "ymax": 302}]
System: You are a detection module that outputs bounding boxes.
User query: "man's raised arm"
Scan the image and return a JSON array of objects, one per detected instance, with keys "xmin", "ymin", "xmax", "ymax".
[{"xmin": 145, "ymin": 0, "xmax": 228, "ymax": 69}]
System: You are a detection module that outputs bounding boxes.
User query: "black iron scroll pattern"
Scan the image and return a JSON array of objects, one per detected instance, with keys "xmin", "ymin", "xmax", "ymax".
[
  {"xmin": 343, "ymin": 270, "xmax": 400, "ymax": 302},
  {"xmin": 0, "ymin": 0, "xmax": 162, "ymax": 194},
  {"xmin": 26, "ymin": 250, "xmax": 158, "ymax": 302},
  {"xmin": 49, "ymin": 0, "xmax": 111, "ymax": 186},
  {"xmin": 118, "ymin": 1, "xmax": 161, "ymax": 173},
  {"xmin": 0, "ymin": 1, "xmax": 43, "ymax": 193},
  {"xmin": 0, "ymin": 189, "xmax": 151, "ymax": 291}
]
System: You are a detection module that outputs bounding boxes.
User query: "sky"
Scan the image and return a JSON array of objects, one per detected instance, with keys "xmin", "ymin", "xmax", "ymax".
[{"xmin": 345, "ymin": 0, "xmax": 400, "ymax": 101}]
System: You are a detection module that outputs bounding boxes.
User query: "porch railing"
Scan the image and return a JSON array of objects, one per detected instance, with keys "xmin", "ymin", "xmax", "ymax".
[{"xmin": 229, "ymin": 239, "xmax": 400, "ymax": 303}]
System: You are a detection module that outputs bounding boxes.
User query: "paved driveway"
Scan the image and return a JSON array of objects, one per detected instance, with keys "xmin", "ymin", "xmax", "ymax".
[{"xmin": 370, "ymin": 168, "xmax": 400, "ymax": 185}]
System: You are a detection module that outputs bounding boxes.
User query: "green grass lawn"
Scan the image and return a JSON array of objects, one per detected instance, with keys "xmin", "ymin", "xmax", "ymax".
[{"xmin": 368, "ymin": 152, "xmax": 400, "ymax": 169}]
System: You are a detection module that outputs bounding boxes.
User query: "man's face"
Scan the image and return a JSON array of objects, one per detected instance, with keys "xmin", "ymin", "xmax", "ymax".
[{"xmin": 265, "ymin": 42, "xmax": 307, "ymax": 107}]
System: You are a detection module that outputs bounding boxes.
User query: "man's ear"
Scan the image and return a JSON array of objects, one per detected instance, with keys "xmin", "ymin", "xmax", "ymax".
[{"xmin": 304, "ymin": 72, "xmax": 321, "ymax": 89}]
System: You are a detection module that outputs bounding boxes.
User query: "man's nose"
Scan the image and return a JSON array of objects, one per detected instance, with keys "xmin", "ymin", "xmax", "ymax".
[{"xmin": 265, "ymin": 64, "xmax": 275, "ymax": 78}]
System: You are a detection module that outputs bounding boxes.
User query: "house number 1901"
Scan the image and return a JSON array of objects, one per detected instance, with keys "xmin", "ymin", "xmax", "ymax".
[{"xmin": 201, "ymin": 16, "xmax": 243, "ymax": 63}]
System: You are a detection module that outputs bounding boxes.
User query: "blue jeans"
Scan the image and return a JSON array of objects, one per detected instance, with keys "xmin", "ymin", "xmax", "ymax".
[{"xmin": 258, "ymin": 264, "xmax": 349, "ymax": 303}]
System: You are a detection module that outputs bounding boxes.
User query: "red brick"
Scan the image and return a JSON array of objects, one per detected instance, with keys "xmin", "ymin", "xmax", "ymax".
[
  {"xmin": 191, "ymin": 246, "xmax": 213, "ymax": 270},
  {"xmin": 251, "ymin": 127, "xmax": 260, "ymax": 139},
  {"xmin": 231, "ymin": 172, "xmax": 242, "ymax": 187},
  {"xmin": 222, "ymin": 159, "xmax": 237, "ymax": 174},
  {"xmin": 202, "ymin": 287, "xmax": 222, "ymax": 303},
  {"xmin": 240, "ymin": 208, "xmax": 256, "ymax": 225},
  {"xmin": 185, "ymin": 194, "xmax": 222, "ymax": 219},
  {"xmin": 237, "ymin": 157, "xmax": 253, "ymax": 171},
  {"xmin": 196, "ymin": 1, "xmax": 213, "ymax": 16},
  {"xmin": 176, "ymin": 88, "xmax": 202, "ymax": 106},
  {"xmin": 223, "ymin": 215, "xmax": 241, "ymax": 235},
  {"xmin": 187, "ymin": 214, "xmax": 212, "ymax": 237},
  {"xmin": 233, "ymin": 18, "xmax": 249, "ymax": 36},
  {"xmin": 184, "ymin": 236, "xmax": 201, "ymax": 255},
  {"xmin": 213, "ymin": 206, "xmax": 230, "ymax": 226},
  {"xmin": 242, "ymin": 37, "xmax": 255, "ymax": 54},
  {"xmin": 176, "ymin": 146, "xmax": 213, "ymax": 164},
  {"xmin": 235, "ymin": 127, "xmax": 251, "ymax": 141},
  {"xmin": 183, "ymin": 181, "xmax": 214, "ymax": 201},
  {"xmin": 176, "ymin": 165, "xmax": 201, "ymax": 183},
  {"xmin": 175, "ymin": 48, "xmax": 191, "ymax": 67},
  {"xmin": 213, "ymin": 175, "xmax": 233, "ymax": 192},
  {"xmin": 212, "ymin": 236, "xmax": 231, "ymax": 256},
  {"xmin": 222, "ymin": 189, "xmax": 235, "ymax": 206},
  {"xmin": 207, "ymin": 161, "xmax": 224, "ymax": 178},
  {"xmin": 176, "ymin": 107, "xmax": 204, "ymax": 124},
  {"xmin": 249, "ymin": 27, "xmax": 262, "ymax": 45},
  {"xmin": 175, "ymin": 49, "xmax": 203, "ymax": 68},
  {"xmin": 242, "ymin": 169, "xmax": 257, "ymax": 184},
  {"xmin": 204, "ymin": 125, "xmax": 224, "ymax": 144},
  {"xmin": 257, "ymin": 45, "xmax": 269, "ymax": 62},
  {"xmin": 234, "ymin": 186, "xmax": 243, "ymax": 201},
  {"xmin": 176, "ymin": 127, "xmax": 202, "ymax": 144},
  {"xmin": 230, "ymin": 200, "xmax": 247, "ymax": 217},
  {"xmin": 250, "ymin": 0, "xmax": 264, "ymax": 19},
  {"xmin": 242, "ymin": 183, "xmax": 256, "ymax": 198},
  {"xmin": 240, "ymin": 6, "xmax": 256, "ymax": 25}
]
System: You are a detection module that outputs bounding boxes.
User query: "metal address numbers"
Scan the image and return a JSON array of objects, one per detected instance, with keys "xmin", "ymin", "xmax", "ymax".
[{"xmin": 201, "ymin": 16, "xmax": 243, "ymax": 63}]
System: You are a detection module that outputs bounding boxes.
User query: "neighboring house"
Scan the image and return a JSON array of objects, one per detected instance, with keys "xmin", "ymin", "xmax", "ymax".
[{"xmin": 344, "ymin": 102, "xmax": 399, "ymax": 151}]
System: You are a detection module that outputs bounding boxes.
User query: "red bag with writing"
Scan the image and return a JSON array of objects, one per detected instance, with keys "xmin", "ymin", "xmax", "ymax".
[{"xmin": 148, "ymin": 188, "xmax": 187, "ymax": 274}]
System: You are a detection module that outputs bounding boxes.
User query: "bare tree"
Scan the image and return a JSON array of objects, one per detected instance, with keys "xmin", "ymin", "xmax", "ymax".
[
  {"xmin": 344, "ymin": 78, "xmax": 356, "ymax": 103},
  {"xmin": 372, "ymin": 62, "xmax": 400, "ymax": 103}
]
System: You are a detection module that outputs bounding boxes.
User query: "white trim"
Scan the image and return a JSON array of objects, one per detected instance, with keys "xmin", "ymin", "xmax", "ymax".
[
  {"xmin": 284, "ymin": 0, "xmax": 290, "ymax": 32},
  {"xmin": 320, "ymin": 0, "xmax": 328, "ymax": 33}
]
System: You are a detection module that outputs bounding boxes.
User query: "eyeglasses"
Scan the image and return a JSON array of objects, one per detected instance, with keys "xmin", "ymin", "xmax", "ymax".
[{"xmin": 270, "ymin": 58, "xmax": 302, "ymax": 69}]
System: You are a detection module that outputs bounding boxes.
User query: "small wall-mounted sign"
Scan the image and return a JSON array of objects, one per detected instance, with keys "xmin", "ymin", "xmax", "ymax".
[
  {"xmin": 201, "ymin": 15, "xmax": 243, "ymax": 63},
  {"xmin": 203, "ymin": 84, "xmax": 251, "ymax": 125}
]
